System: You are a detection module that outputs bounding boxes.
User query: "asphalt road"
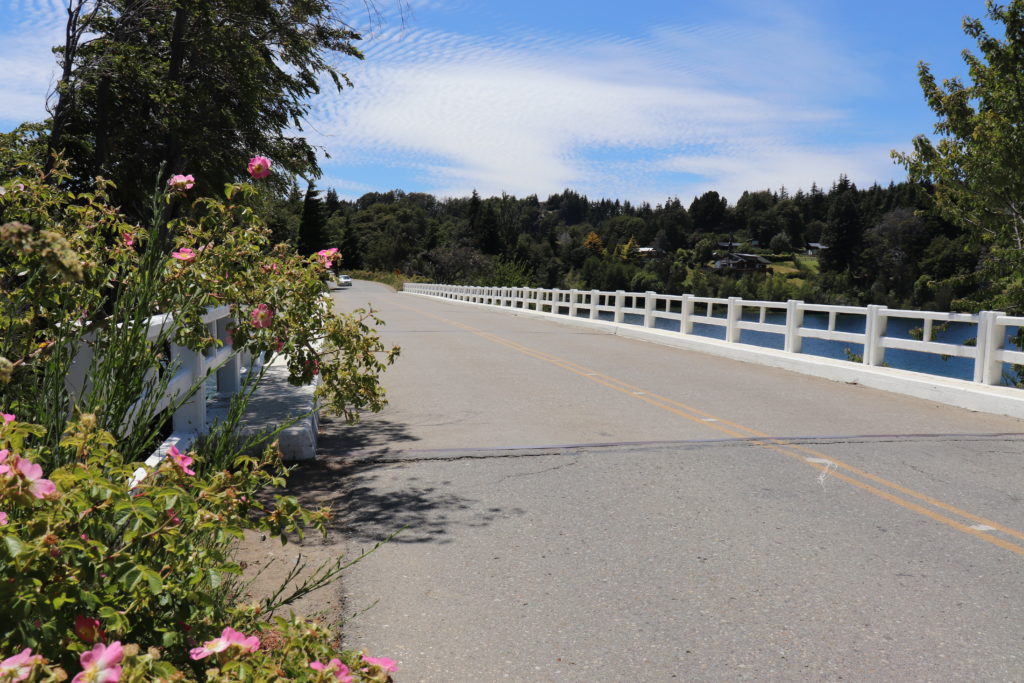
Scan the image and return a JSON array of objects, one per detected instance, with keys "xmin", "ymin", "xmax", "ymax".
[{"xmin": 317, "ymin": 280, "xmax": 1024, "ymax": 682}]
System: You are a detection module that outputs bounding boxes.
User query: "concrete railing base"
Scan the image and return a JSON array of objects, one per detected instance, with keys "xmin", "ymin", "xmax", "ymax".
[{"xmin": 145, "ymin": 354, "xmax": 319, "ymax": 473}]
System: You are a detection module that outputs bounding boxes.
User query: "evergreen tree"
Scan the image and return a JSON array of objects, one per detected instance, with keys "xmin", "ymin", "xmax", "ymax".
[
  {"xmin": 820, "ymin": 191, "xmax": 862, "ymax": 272},
  {"xmin": 689, "ymin": 191, "xmax": 728, "ymax": 232},
  {"xmin": 299, "ymin": 183, "xmax": 326, "ymax": 256}
]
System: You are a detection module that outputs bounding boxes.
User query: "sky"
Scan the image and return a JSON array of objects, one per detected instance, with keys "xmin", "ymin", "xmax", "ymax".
[{"xmin": 0, "ymin": 0, "xmax": 987, "ymax": 205}]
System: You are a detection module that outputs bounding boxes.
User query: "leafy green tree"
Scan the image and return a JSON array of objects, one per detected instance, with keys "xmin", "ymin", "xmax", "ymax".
[
  {"xmin": 769, "ymin": 232, "xmax": 793, "ymax": 254},
  {"xmin": 45, "ymin": 0, "xmax": 365, "ymax": 216},
  {"xmin": 893, "ymin": 0, "xmax": 1024, "ymax": 311},
  {"xmin": 689, "ymin": 191, "xmax": 728, "ymax": 231}
]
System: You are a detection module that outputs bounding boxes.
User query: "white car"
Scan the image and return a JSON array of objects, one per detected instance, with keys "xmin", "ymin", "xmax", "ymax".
[{"xmin": 336, "ymin": 274, "xmax": 353, "ymax": 287}]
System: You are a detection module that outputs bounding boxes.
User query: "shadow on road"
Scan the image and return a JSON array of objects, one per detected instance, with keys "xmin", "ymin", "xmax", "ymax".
[{"xmin": 278, "ymin": 413, "xmax": 522, "ymax": 545}]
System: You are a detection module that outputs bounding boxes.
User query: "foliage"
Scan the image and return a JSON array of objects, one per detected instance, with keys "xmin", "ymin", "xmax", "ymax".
[
  {"xmin": 893, "ymin": 0, "xmax": 1024, "ymax": 313},
  {"xmin": 1, "ymin": 151, "xmax": 398, "ymax": 454},
  {"xmin": 0, "ymin": 412, "xmax": 397, "ymax": 682},
  {"xmin": 346, "ymin": 270, "xmax": 430, "ymax": 292},
  {"xmin": 0, "ymin": 141, "xmax": 398, "ymax": 680},
  {"xmin": 46, "ymin": 0, "xmax": 367, "ymax": 216},
  {"xmin": 292, "ymin": 176, "xmax": 978, "ymax": 309}
]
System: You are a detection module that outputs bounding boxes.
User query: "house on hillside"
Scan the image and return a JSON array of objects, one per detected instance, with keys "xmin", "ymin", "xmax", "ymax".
[
  {"xmin": 637, "ymin": 247, "xmax": 664, "ymax": 259},
  {"xmin": 713, "ymin": 253, "xmax": 772, "ymax": 273},
  {"xmin": 806, "ymin": 242, "xmax": 829, "ymax": 256}
]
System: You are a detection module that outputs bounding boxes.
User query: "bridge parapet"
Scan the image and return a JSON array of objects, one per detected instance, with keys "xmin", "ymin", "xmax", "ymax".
[{"xmin": 66, "ymin": 304, "xmax": 319, "ymax": 488}]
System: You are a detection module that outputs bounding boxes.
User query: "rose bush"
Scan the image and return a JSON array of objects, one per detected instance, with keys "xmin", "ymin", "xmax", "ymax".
[{"xmin": 0, "ymin": 139, "xmax": 399, "ymax": 680}]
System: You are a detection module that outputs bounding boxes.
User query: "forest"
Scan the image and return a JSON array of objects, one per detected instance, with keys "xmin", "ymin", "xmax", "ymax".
[{"xmin": 279, "ymin": 175, "xmax": 982, "ymax": 312}]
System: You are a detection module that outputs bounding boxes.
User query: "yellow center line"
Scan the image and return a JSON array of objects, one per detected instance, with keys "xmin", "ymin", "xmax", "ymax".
[
  {"xmin": 406, "ymin": 304, "xmax": 1024, "ymax": 556},
  {"xmin": 475, "ymin": 328, "xmax": 1024, "ymax": 544}
]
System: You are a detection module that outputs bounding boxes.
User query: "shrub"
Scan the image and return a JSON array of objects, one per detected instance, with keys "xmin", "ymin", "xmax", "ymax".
[{"xmin": 0, "ymin": 145, "xmax": 398, "ymax": 680}]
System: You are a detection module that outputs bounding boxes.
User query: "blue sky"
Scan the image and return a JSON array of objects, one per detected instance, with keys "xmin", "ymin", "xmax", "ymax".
[{"xmin": 0, "ymin": 0, "xmax": 984, "ymax": 204}]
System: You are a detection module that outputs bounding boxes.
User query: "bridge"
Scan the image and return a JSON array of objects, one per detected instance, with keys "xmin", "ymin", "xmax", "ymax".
[{"xmin": 285, "ymin": 280, "xmax": 1024, "ymax": 680}]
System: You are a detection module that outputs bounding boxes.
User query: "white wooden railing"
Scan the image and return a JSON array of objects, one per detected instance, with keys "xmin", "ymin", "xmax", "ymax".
[{"xmin": 404, "ymin": 284, "xmax": 1024, "ymax": 387}]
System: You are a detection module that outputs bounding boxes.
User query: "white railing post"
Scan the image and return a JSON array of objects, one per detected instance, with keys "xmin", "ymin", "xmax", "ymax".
[
  {"xmin": 726, "ymin": 297, "xmax": 741, "ymax": 343},
  {"xmin": 569, "ymin": 289, "xmax": 579, "ymax": 317},
  {"xmin": 170, "ymin": 342, "xmax": 206, "ymax": 433},
  {"xmin": 65, "ymin": 331, "xmax": 96, "ymax": 411},
  {"xmin": 590, "ymin": 289, "xmax": 600, "ymax": 319},
  {"xmin": 215, "ymin": 317, "xmax": 241, "ymax": 395},
  {"xmin": 681, "ymin": 294, "xmax": 693, "ymax": 334},
  {"xmin": 784, "ymin": 300, "xmax": 804, "ymax": 354},
  {"xmin": 864, "ymin": 305, "xmax": 887, "ymax": 366},
  {"xmin": 975, "ymin": 310, "xmax": 1006, "ymax": 384},
  {"xmin": 643, "ymin": 292, "xmax": 656, "ymax": 328},
  {"xmin": 613, "ymin": 290, "xmax": 626, "ymax": 323}
]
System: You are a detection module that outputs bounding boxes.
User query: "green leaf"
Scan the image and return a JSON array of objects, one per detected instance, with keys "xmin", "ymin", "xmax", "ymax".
[
  {"xmin": 162, "ymin": 630, "xmax": 180, "ymax": 648},
  {"xmin": 52, "ymin": 593, "xmax": 76, "ymax": 610},
  {"xmin": 141, "ymin": 568, "xmax": 163, "ymax": 593},
  {"xmin": 3, "ymin": 535, "xmax": 23, "ymax": 557}
]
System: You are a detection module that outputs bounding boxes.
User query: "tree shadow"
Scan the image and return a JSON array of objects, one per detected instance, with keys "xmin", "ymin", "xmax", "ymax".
[{"xmin": 277, "ymin": 414, "xmax": 523, "ymax": 546}]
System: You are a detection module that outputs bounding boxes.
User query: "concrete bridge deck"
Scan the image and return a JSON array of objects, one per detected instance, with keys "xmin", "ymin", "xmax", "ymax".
[{"xmin": 304, "ymin": 280, "xmax": 1024, "ymax": 681}]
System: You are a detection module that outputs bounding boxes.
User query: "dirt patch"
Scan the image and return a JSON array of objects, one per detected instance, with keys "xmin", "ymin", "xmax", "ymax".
[{"xmin": 231, "ymin": 412, "xmax": 393, "ymax": 632}]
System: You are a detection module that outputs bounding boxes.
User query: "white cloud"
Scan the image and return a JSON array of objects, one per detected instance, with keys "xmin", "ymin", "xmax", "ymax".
[
  {"xmin": 311, "ymin": 7, "xmax": 900, "ymax": 203},
  {"xmin": 0, "ymin": 0, "xmax": 907, "ymax": 204},
  {"xmin": 0, "ymin": 0, "xmax": 66, "ymax": 125}
]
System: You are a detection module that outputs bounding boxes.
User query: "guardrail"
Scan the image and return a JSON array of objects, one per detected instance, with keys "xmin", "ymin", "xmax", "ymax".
[
  {"xmin": 403, "ymin": 284, "xmax": 1024, "ymax": 387},
  {"xmin": 66, "ymin": 305, "xmax": 258, "ymax": 438},
  {"xmin": 65, "ymin": 305, "xmax": 268, "ymax": 488}
]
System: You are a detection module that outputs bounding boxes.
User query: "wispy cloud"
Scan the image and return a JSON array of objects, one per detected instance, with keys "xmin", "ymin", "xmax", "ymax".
[
  {"xmin": 312, "ymin": 3, "xmax": 900, "ymax": 203},
  {"xmin": 0, "ymin": 0, "xmax": 66, "ymax": 124},
  {"xmin": 0, "ymin": 0, "xmax": 905, "ymax": 204}
]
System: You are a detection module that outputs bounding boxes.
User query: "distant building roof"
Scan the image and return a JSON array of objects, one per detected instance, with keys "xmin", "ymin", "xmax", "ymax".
[{"xmin": 713, "ymin": 252, "xmax": 771, "ymax": 271}]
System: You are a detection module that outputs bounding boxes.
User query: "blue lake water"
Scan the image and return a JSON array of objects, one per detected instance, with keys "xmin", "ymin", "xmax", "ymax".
[{"xmin": 571, "ymin": 308, "xmax": 1020, "ymax": 383}]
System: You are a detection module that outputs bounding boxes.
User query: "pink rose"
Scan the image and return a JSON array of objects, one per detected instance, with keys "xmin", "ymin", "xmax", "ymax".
[
  {"xmin": 73, "ymin": 641, "xmax": 122, "ymax": 683},
  {"xmin": 189, "ymin": 627, "xmax": 260, "ymax": 660},
  {"xmin": 167, "ymin": 445, "xmax": 195, "ymax": 476},
  {"xmin": 74, "ymin": 615, "xmax": 106, "ymax": 644},
  {"xmin": 167, "ymin": 174, "xmax": 195, "ymax": 192},
  {"xmin": 315, "ymin": 247, "xmax": 339, "ymax": 268},
  {"xmin": 247, "ymin": 156, "xmax": 272, "ymax": 180},
  {"xmin": 14, "ymin": 456, "xmax": 57, "ymax": 499},
  {"xmin": 0, "ymin": 648, "xmax": 43, "ymax": 682},
  {"xmin": 362, "ymin": 655, "xmax": 398, "ymax": 673},
  {"xmin": 250, "ymin": 304, "xmax": 274, "ymax": 329},
  {"xmin": 171, "ymin": 247, "xmax": 196, "ymax": 263},
  {"xmin": 310, "ymin": 658, "xmax": 353, "ymax": 682}
]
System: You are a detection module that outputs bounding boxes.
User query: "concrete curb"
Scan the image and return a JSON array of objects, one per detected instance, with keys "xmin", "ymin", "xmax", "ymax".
[
  {"xmin": 231, "ymin": 354, "xmax": 319, "ymax": 461},
  {"xmin": 403, "ymin": 291, "xmax": 1024, "ymax": 421}
]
